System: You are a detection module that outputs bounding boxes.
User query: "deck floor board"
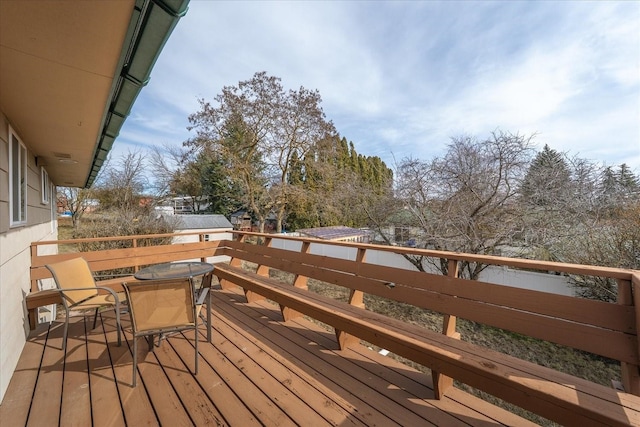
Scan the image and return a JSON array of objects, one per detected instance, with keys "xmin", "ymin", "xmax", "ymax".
[
  {"xmin": 226, "ymin": 291, "xmax": 505, "ymax": 427},
  {"xmin": 61, "ymin": 319, "xmax": 92, "ymax": 426},
  {"xmin": 87, "ymin": 317, "xmax": 126, "ymax": 427},
  {"xmin": 1, "ymin": 285, "xmax": 536, "ymax": 426},
  {"xmin": 214, "ymin": 290, "xmax": 394, "ymax": 425},
  {"xmin": 25, "ymin": 320, "xmax": 65, "ymax": 427},
  {"xmin": 0, "ymin": 324, "xmax": 49, "ymax": 426}
]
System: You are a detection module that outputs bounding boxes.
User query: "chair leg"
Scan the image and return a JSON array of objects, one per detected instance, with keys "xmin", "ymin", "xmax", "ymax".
[
  {"xmin": 195, "ymin": 324, "xmax": 199, "ymax": 375},
  {"xmin": 92, "ymin": 307, "xmax": 99, "ymax": 329},
  {"xmin": 132, "ymin": 336, "xmax": 138, "ymax": 387},
  {"xmin": 62, "ymin": 312, "xmax": 70, "ymax": 352},
  {"xmin": 207, "ymin": 291, "xmax": 212, "ymax": 343},
  {"xmin": 114, "ymin": 305, "xmax": 121, "ymax": 347}
]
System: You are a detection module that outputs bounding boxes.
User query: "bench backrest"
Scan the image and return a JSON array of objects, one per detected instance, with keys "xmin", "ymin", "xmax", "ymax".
[{"xmin": 222, "ymin": 238, "xmax": 639, "ymax": 366}]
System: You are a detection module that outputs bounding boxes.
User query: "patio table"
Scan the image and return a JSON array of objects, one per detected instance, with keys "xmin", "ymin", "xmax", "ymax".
[{"xmin": 134, "ymin": 261, "xmax": 214, "ymax": 280}]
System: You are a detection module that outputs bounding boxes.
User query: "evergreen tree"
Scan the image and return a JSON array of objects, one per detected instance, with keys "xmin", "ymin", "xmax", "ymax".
[
  {"xmin": 598, "ymin": 163, "xmax": 640, "ymax": 212},
  {"xmin": 520, "ymin": 144, "xmax": 571, "ymax": 207},
  {"xmin": 617, "ymin": 163, "xmax": 640, "ymax": 194},
  {"xmin": 287, "ymin": 151, "xmax": 304, "ymax": 186},
  {"xmin": 349, "ymin": 142, "xmax": 360, "ymax": 174},
  {"xmin": 283, "ymin": 134, "xmax": 393, "ymax": 229}
]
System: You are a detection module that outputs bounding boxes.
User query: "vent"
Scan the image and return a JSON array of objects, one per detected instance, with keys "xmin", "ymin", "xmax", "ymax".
[{"xmin": 53, "ymin": 152, "xmax": 72, "ymax": 159}]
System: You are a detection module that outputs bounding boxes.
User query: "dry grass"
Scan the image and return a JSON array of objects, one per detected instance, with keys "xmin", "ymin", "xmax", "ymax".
[{"xmin": 56, "ymin": 217, "xmax": 77, "ymax": 253}]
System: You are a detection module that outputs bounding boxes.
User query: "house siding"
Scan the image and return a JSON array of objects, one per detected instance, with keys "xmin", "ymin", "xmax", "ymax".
[{"xmin": 0, "ymin": 111, "xmax": 58, "ymax": 402}]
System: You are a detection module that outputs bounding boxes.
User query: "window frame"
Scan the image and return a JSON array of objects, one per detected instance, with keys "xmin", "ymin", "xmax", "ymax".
[
  {"xmin": 41, "ymin": 166, "xmax": 50, "ymax": 204},
  {"xmin": 9, "ymin": 126, "xmax": 28, "ymax": 226}
]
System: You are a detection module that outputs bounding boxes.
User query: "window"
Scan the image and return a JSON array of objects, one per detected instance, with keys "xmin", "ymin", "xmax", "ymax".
[
  {"xmin": 9, "ymin": 127, "xmax": 27, "ymax": 226},
  {"xmin": 41, "ymin": 167, "xmax": 50, "ymax": 204}
]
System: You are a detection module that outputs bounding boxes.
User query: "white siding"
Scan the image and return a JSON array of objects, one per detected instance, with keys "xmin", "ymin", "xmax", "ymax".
[{"xmin": 0, "ymin": 112, "xmax": 58, "ymax": 403}]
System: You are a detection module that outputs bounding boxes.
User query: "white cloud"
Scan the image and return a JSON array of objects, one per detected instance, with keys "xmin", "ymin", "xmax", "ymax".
[{"xmin": 117, "ymin": 0, "xmax": 640, "ymax": 173}]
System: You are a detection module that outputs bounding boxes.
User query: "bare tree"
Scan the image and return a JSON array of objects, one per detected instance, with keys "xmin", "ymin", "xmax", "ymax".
[
  {"xmin": 186, "ymin": 72, "xmax": 335, "ymax": 232},
  {"xmin": 269, "ymin": 86, "xmax": 336, "ymax": 231},
  {"xmin": 560, "ymin": 204, "xmax": 640, "ymax": 301},
  {"xmin": 391, "ymin": 131, "xmax": 535, "ymax": 279},
  {"xmin": 148, "ymin": 143, "xmax": 186, "ymax": 197},
  {"xmin": 92, "ymin": 150, "xmax": 149, "ymax": 215},
  {"xmin": 56, "ymin": 186, "xmax": 93, "ymax": 228}
]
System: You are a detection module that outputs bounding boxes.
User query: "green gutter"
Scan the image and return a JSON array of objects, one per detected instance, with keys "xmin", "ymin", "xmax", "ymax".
[{"xmin": 85, "ymin": 0, "xmax": 189, "ymax": 188}]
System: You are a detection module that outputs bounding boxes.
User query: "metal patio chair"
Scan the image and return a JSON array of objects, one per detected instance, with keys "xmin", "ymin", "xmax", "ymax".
[
  {"xmin": 123, "ymin": 278, "xmax": 199, "ymax": 387},
  {"xmin": 45, "ymin": 257, "xmax": 123, "ymax": 351},
  {"xmin": 197, "ymin": 270, "xmax": 214, "ymax": 342}
]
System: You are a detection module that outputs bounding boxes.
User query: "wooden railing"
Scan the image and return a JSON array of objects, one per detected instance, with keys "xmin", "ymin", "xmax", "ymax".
[
  {"xmin": 27, "ymin": 231, "xmax": 228, "ymax": 328},
  {"xmin": 30, "ymin": 231, "xmax": 227, "ymax": 291},
  {"xmin": 222, "ymin": 232, "xmax": 640, "ymax": 388},
  {"xmin": 28, "ymin": 230, "xmax": 640, "ymax": 425}
]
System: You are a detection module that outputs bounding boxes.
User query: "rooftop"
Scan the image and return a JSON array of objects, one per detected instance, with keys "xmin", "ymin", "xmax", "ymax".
[
  {"xmin": 172, "ymin": 214, "xmax": 233, "ymax": 230},
  {"xmin": 298, "ymin": 226, "xmax": 371, "ymax": 241}
]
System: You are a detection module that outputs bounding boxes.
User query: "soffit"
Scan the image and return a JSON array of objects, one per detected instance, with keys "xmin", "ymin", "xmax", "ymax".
[
  {"xmin": 0, "ymin": 0, "xmax": 189, "ymax": 188},
  {"xmin": 0, "ymin": 0, "xmax": 134, "ymax": 187}
]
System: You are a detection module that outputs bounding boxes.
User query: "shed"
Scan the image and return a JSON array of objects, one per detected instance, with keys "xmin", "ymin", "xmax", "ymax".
[
  {"xmin": 168, "ymin": 215, "xmax": 233, "ymax": 263},
  {"xmin": 230, "ymin": 210, "xmax": 252, "ymax": 231}
]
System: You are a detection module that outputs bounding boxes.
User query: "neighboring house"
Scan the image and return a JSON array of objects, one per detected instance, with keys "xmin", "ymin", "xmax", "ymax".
[
  {"xmin": 158, "ymin": 196, "xmax": 211, "ymax": 215},
  {"xmin": 0, "ymin": 0, "xmax": 188, "ymax": 403},
  {"xmin": 297, "ymin": 226, "xmax": 372, "ymax": 243},
  {"xmin": 169, "ymin": 214, "xmax": 233, "ymax": 264}
]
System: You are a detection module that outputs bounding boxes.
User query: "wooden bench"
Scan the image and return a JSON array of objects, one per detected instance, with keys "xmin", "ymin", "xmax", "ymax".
[{"xmin": 214, "ymin": 239, "xmax": 640, "ymax": 427}]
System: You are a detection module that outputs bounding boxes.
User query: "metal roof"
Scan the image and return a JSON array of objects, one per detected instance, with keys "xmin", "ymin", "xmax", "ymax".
[
  {"xmin": 297, "ymin": 226, "xmax": 370, "ymax": 241},
  {"xmin": 172, "ymin": 215, "xmax": 233, "ymax": 230}
]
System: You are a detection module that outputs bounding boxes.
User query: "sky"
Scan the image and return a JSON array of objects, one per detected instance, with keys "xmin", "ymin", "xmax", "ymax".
[{"xmin": 114, "ymin": 0, "xmax": 640, "ymax": 173}]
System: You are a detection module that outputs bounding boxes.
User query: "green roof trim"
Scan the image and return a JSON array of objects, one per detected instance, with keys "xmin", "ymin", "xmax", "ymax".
[{"xmin": 85, "ymin": 0, "xmax": 189, "ymax": 188}]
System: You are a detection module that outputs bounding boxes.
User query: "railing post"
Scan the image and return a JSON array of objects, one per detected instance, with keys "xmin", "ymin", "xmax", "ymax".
[
  {"xmin": 255, "ymin": 237, "xmax": 272, "ymax": 277},
  {"xmin": 220, "ymin": 234, "xmax": 245, "ymax": 290},
  {"xmin": 433, "ymin": 259, "xmax": 461, "ymax": 399},
  {"xmin": 622, "ymin": 276, "xmax": 640, "ymax": 395},
  {"xmin": 30, "ymin": 243, "xmax": 39, "ymax": 293},
  {"xmin": 282, "ymin": 241, "xmax": 311, "ymax": 321},
  {"xmin": 245, "ymin": 237, "xmax": 271, "ymax": 303},
  {"xmin": 229, "ymin": 234, "xmax": 245, "ymax": 267},
  {"xmin": 335, "ymin": 248, "xmax": 367, "ymax": 350},
  {"xmin": 28, "ymin": 243, "xmax": 39, "ymax": 329},
  {"xmin": 132, "ymin": 237, "xmax": 139, "ymax": 273},
  {"xmin": 292, "ymin": 241, "xmax": 310, "ymax": 290},
  {"xmin": 199, "ymin": 233, "xmax": 206, "ymax": 262},
  {"xmin": 348, "ymin": 248, "xmax": 366, "ymax": 309}
]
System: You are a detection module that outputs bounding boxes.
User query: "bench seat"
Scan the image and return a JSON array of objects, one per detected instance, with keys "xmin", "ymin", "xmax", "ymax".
[{"xmin": 213, "ymin": 263, "xmax": 640, "ymax": 427}]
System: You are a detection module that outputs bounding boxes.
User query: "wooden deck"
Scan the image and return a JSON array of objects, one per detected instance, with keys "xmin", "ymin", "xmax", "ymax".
[{"xmin": 1, "ymin": 285, "xmax": 535, "ymax": 426}]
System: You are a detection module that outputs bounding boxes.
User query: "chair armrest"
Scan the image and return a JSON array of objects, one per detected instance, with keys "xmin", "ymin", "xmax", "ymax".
[{"xmin": 50, "ymin": 287, "xmax": 123, "ymax": 305}]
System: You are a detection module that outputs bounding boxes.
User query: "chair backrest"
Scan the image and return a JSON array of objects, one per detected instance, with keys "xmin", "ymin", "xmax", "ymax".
[
  {"xmin": 124, "ymin": 278, "xmax": 195, "ymax": 334},
  {"xmin": 46, "ymin": 257, "xmax": 98, "ymax": 306}
]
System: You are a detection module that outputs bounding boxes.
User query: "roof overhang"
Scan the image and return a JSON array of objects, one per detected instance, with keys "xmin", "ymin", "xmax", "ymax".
[{"xmin": 0, "ymin": 0, "xmax": 188, "ymax": 188}]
